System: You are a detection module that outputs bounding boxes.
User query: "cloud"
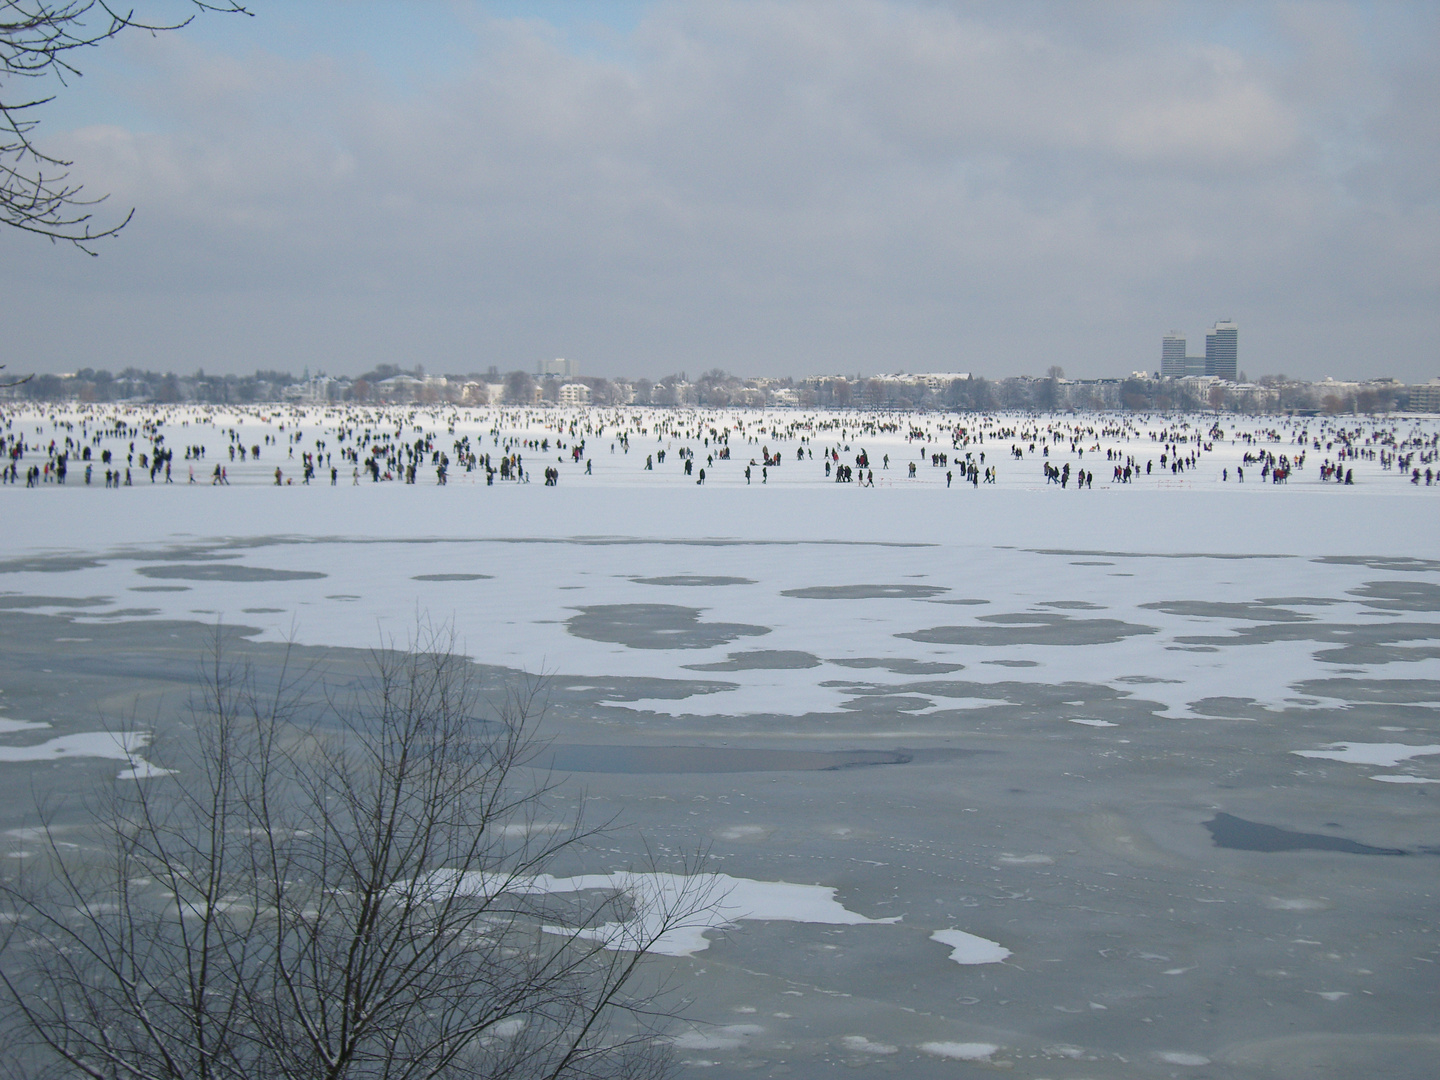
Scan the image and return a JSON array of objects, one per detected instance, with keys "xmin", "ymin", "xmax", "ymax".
[{"xmin": 3, "ymin": 0, "xmax": 1435, "ymax": 380}]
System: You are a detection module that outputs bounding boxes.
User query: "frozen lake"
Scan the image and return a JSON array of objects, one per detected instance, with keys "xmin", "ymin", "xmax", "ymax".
[{"xmin": 3, "ymin": 404, "xmax": 1439, "ymax": 1078}]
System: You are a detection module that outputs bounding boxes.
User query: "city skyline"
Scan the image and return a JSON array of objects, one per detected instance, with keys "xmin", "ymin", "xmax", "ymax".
[{"xmin": 2, "ymin": 1, "xmax": 1436, "ymax": 383}]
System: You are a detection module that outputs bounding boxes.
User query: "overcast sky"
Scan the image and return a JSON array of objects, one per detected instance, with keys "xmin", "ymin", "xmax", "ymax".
[{"xmin": 3, "ymin": 0, "xmax": 1436, "ymax": 382}]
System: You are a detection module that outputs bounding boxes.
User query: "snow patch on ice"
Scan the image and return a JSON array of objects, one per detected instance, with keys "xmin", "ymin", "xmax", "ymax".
[
  {"xmin": 0, "ymin": 730, "xmax": 170, "ymax": 779},
  {"xmin": 919, "ymin": 1041, "xmax": 998, "ymax": 1061},
  {"xmin": 1157, "ymin": 1051, "xmax": 1211, "ymax": 1066},
  {"xmin": 671, "ymin": 1024, "xmax": 763, "ymax": 1051},
  {"xmin": 840, "ymin": 1035, "xmax": 897, "ymax": 1055},
  {"xmin": 0, "ymin": 718, "xmax": 48, "ymax": 735},
  {"xmin": 435, "ymin": 870, "xmax": 900, "ymax": 956},
  {"xmin": 1369, "ymin": 774, "xmax": 1440, "ymax": 784},
  {"xmin": 1067, "ymin": 717, "xmax": 1117, "ymax": 727},
  {"xmin": 1292, "ymin": 742, "xmax": 1440, "ymax": 767},
  {"xmin": 1264, "ymin": 897, "xmax": 1329, "ymax": 911},
  {"xmin": 997, "ymin": 853, "xmax": 1053, "ymax": 866},
  {"xmin": 931, "ymin": 928, "xmax": 1011, "ymax": 965}
]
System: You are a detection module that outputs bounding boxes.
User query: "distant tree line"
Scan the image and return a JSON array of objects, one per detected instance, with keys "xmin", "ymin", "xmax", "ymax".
[{"xmin": 1, "ymin": 365, "xmax": 1431, "ymax": 415}]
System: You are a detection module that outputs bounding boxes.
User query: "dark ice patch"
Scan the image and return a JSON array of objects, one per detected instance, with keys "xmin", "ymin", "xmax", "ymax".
[
  {"xmin": 412, "ymin": 573, "xmax": 493, "ymax": 582},
  {"xmin": 242, "ymin": 607, "xmax": 286, "ymax": 614},
  {"xmin": 837, "ymin": 694, "xmax": 938, "ymax": 714},
  {"xmin": 1030, "ymin": 549, "xmax": 1293, "ymax": 561},
  {"xmin": 828, "ymin": 658, "xmax": 965, "ymax": 675},
  {"xmin": 927, "ymin": 598, "xmax": 989, "ymax": 606},
  {"xmin": 1349, "ymin": 580, "xmax": 1440, "ymax": 612},
  {"xmin": 137, "ymin": 551, "xmax": 242, "ymax": 562},
  {"xmin": 136, "ymin": 565, "xmax": 326, "ymax": 582},
  {"xmin": 684, "ymin": 650, "xmax": 821, "ymax": 671},
  {"xmin": 1205, "ymin": 813, "xmax": 1407, "ymax": 856},
  {"xmin": 1189, "ymin": 697, "xmax": 1265, "ymax": 718},
  {"xmin": 1039, "ymin": 601, "xmax": 1105, "ymax": 610},
  {"xmin": 1142, "ymin": 600, "xmax": 1315, "ymax": 622},
  {"xmin": 632, "ymin": 575, "xmax": 755, "ymax": 587},
  {"xmin": 782, "ymin": 584, "xmax": 950, "ymax": 600},
  {"xmin": 1293, "ymin": 678, "xmax": 1440, "ymax": 704},
  {"xmin": 820, "ymin": 677, "xmax": 1161, "ymax": 725},
  {"xmin": 1316, "ymin": 555, "xmax": 1440, "ymax": 573},
  {"xmin": 540, "ymin": 745, "xmax": 940, "ymax": 774},
  {"xmin": 0, "ymin": 595, "xmax": 111, "ymax": 609},
  {"xmin": 0, "ymin": 555, "xmax": 106, "ymax": 573},
  {"xmin": 1320, "ymin": 644, "xmax": 1440, "ymax": 665},
  {"xmin": 1173, "ymin": 620, "xmax": 1440, "ymax": 664},
  {"xmin": 565, "ymin": 604, "xmax": 769, "ymax": 650},
  {"xmin": 547, "ymin": 675, "xmax": 738, "ymax": 704},
  {"xmin": 325, "ymin": 595, "xmax": 361, "ymax": 601},
  {"xmin": 130, "ymin": 585, "xmax": 191, "ymax": 593},
  {"xmin": 1115, "ymin": 674, "xmax": 1182, "ymax": 684},
  {"xmin": 984, "ymin": 659, "xmax": 1040, "ymax": 667},
  {"xmin": 1070, "ymin": 560, "xmax": 1114, "ymax": 566},
  {"xmin": 899, "ymin": 612, "xmax": 1156, "ymax": 647}
]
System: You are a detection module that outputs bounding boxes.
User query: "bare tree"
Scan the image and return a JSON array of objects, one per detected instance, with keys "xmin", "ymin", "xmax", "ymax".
[
  {"xmin": 0, "ymin": 627, "xmax": 709, "ymax": 1080},
  {"xmin": 1, "ymin": 1, "xmax": 249, "ymax": 253}
]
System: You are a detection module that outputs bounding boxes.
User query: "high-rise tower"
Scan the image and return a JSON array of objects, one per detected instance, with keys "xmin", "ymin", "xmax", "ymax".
[
  {"xmin": 1205, "ymin": 321, "xmax": 1238, "ymax": 381},
  {"xmin": 1161, "ymin": 333, "xmax": 1187, "ymax": 378}
]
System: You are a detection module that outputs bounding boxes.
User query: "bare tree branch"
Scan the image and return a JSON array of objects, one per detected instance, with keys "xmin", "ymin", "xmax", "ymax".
[
  {"xmin": 1, "ymin": 1, "xmax": 250, "ymax": 253},
  {"xmin": 0, "ymin": 624, "xmax": 708, "ymax": 1080}
]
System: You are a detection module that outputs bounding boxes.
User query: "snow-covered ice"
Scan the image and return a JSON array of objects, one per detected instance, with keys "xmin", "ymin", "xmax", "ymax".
[
  {"xmin": 929, "ymin": 928, "xmax": 1011, "ymax": 965},
  {"xmin": 1292, "ymin": 742, "xmax": 1440, "ymax": 767},
  {"xmin": 437, "ymin": 870, "xmax": 900, "ymax": 957},
  {"xmin": 919, "ymin": 1041, "xmax": 999, "ymax": 1060},
  {"xmin": 3, "ymin": 402, "xmax": 1438, "ymax": 1078}
]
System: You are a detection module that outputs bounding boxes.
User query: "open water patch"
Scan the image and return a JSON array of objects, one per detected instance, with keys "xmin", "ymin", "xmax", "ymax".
[
  {"xmin": 565, "ymin": 604, "xmax": 770, "ymax": 650},
  {"xmin": 1204, "ymin": 813, "xmax": 1407, "ymax": 855},
  {"xmin": 136, "ymin": 564, "xmax": 326, "ymax": 582}
]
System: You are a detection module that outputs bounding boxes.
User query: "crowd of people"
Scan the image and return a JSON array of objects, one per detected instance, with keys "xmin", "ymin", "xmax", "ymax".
[{"xmin": 3, "ymin": 402, "xmax": 1438, "ymax": 494}]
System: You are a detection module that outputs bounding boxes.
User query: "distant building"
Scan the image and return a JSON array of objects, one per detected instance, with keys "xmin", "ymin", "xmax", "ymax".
[
  {"xmin": 1409, "ymin": 379, "xmax": 1440, "ymax": 413},
  {"xmin": 1205, "ymin": 321, "xmax": 1238, "ymax": 381},
  {"xmin": 1161, "ymin": 333, "xmax": 1187, "ymax": 378},
  {"xmin": 558, "ymin": 382, "xmax": 591, "ymax": 406},
  {"xmin": 537, "ymin": 358, "xmax": 577, "ymax": 378}
]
